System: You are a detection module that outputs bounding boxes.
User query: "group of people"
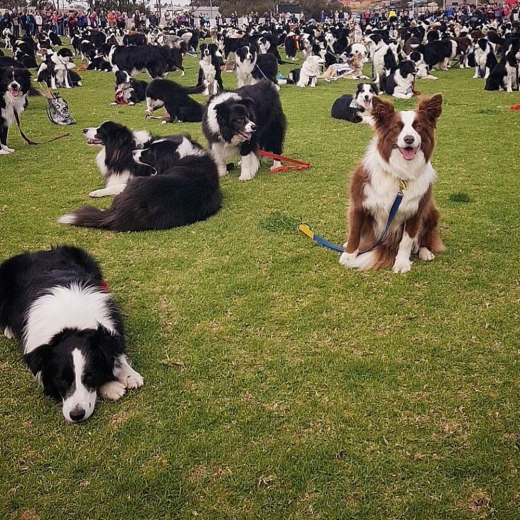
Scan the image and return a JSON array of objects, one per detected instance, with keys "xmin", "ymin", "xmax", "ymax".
[{"xmin": 0, "ymin": 8, "xmax": 136, "ymax": 38}]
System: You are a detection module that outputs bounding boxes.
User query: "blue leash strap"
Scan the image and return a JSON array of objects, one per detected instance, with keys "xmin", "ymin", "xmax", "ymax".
[{"xmin": 299, "ymin": 180, "xmax": 408, "ymax": 254}]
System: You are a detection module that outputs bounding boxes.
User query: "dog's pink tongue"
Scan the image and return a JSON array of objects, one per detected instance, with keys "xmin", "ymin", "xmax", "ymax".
[
  {"xmin": 364, "ymin": 100, "xmax": 371, "ymax": 108},
  {"xmin": 401, "ymin": 147, "xmax": 416, "ymax": 161},
  {"xmin": 10, "ymin": 89, "xmax": 19, "ymax": 97}
]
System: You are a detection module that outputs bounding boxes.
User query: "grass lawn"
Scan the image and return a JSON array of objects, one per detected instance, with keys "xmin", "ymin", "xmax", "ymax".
[{"xmin": 1, "ymin": 51, "xmax": 520, "ymax": 520}]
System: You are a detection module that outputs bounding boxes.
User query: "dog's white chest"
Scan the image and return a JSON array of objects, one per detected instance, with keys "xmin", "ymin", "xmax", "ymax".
[{"xmin": 1, "ymin": 93, "xmax": 26, "ymax": 127}]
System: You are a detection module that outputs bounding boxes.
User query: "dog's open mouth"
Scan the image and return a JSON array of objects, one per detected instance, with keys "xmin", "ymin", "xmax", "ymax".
[
  {"xmin": 8, "ymin": 87, "xmax": 20, "ymax": 97},
  {"xmin": 239, "ymin": 131, "xmax": 252, "ymax": 140},
  {"xmin": 398, "ymin": 146, "xmax": 418, "ymax": 161},
  {"xmin": 363, "ymin": 99, "xmax": 371, "ymax": 109},
  {"xmin": 86, "ymin": 138, "xmax": 103, "ymax": 146}
]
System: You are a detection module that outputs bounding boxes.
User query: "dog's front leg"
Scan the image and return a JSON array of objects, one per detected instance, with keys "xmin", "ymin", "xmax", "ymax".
[{"xmin": 339, "ymin": 207, "xmax": 365, "ymax": 266}]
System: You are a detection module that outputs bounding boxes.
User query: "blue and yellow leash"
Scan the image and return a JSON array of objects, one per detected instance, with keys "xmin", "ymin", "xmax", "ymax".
[{"xmin": 299, "ymin": 180, "xmax": 408, "ymax": 254}]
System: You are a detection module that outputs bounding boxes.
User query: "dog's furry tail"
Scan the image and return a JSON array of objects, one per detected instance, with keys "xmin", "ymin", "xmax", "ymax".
[
  {"xmin": 58, "ymin": 206, "xmax": 116, "ymax": 230},
  {"xmin": 184, "ymin": 84, "xmax": 206, "ymax": 95}
]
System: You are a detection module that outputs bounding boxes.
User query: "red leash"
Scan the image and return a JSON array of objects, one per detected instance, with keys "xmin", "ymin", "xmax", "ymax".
[
  {"xmin": 14, "ymin": 111, "xmax": 70, "ymax": 146},
  {"xmin": 258, "ymin": 150, "xmax": 311, "ymax": 173}
]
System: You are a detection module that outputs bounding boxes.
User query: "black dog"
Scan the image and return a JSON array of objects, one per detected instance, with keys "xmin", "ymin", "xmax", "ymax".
[{"xmin": 145, "ymin": 79, "xmax": 205, "ymax": 123}]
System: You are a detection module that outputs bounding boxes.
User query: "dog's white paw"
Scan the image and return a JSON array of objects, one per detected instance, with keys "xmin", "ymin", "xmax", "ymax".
[
  {"xmin": 89, "ymin": 189, "xmax": 107, "ymax": 198},
  {"xmin": 418, "ymin": 247, "xmax": 435, "ymax": 261},
  {"xmin": 4, "ymin": 326, "xmax": 15, "ymax": 339},
  {"xmin": 100, "ymin": 381, "xmax": 126, "ymax": 401},
  {"xmin": 339, "ymin": 251, "xmax": 358, "ymax": 267},
  {"xmin": 0, "ymin": 147, "xmax": 13, "ymax": 155},
  {"xmin": 121, "ymin": 368, "xmax": 144, "ymax": 389},
  {"xmin": 393, "ymin": 258, "xmax": 412, "ymax": 274}
]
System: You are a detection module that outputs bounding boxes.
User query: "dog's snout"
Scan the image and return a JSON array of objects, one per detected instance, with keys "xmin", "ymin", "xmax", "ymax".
[
  {"xmin": 404, "ymin": 135, "xmax": 415, "ymax": 145},
  {"xmin": 250, "ymin": 123, "xmax": 257, "ymax": 132}
]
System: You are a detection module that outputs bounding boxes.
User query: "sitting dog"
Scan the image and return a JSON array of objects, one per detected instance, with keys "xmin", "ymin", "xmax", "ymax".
[
  {"xmin": 380, "ymin": 60, "xmax": 417, "ymax": 99},
  {"xmin": 0, "ymin": 65, "xmax": 31, "ymax": 155},
  {"xmin": 339, "ymin": 94, "xmax": 445, "ymax": 273},
  {"xmin": 0, "ymin": 245, "xmax": 143, "ymax": 422},
  {"xmin": 289, "ymin": 55, "xmax": 324, "ymax": 88},
  {"xmin": 37, "ymin": 48, "xmax": 81, "ymax": 89},
  {"xmin": 331, "ymin": 83, "xmax": 379, "ymax": 124},
  {"xmin": 202, "ymin": 81, "xmax": 287, "ymax": 180},
  {"xmin": 197, "ymin": 43, "xmax": 223, "ymax": 96}
]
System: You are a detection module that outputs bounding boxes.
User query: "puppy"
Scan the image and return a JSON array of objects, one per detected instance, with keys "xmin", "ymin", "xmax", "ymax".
[{"xmin": 339, "ymin": 95, "xmax": 445, "ymax": 273}]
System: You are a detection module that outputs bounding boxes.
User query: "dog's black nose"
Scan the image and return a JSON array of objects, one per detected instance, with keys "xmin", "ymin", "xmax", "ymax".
[
  {"xmin": 404, "ymin": 135, "xmax": 415, "ymax": 145},
  {"xmin": 82, "ymin": 129, "xmax": 88, "ymax": 134},
  {"xmin": 250, "ymin": 123, "xmax": 257, "ymax": 131},
  {"xmin": 69, "ymin": 408, "xmax": 86, "ymax": 421}
]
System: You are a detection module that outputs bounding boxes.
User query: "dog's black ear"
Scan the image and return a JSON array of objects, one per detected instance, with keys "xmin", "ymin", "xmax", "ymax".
[
  {"xmin": 239, "ymin": 97, "xmax": 255, "ymax": 111},
  {"xmin": 215, "ymin": 102, "xmax": 230, "ymax": 126},
  {"xmin": 24, "ymin": 345, "xmax": 52, "ymax": 377},
  {"xmin": 371, "ymin": 83, "xmax": 379, "ymax": 94}
]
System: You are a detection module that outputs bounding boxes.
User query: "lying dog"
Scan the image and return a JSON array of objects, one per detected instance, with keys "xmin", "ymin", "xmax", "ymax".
[
  {"xmin": 59, "ymin": 135, "xmax": 222, "ymax": 232},
  {"xmin": 331, "ymin": 83, "xmax": 379, "ymax": 124},
  {"xmin": 0, "ymin": 245, "xmax": 143, "ymax": 422}
]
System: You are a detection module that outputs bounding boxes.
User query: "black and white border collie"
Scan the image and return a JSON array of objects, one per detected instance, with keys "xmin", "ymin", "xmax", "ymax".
[
  {"xmin": 0, "ymin": 245, "xmax": 144, "ymax": 422},
  {"xmin": 331, "ymin": 83, "xmax": 379, "ymax": 124},
  {"xmin": 472, "ymin": 39, "xmax": 497, "ymax": 79},
  {"xmin": 59, "ymin": 135, "xmax": 222, "ymax": 232},
  {"xmin": 145, "ymin": 79, "xmax": 205, "ymax": 123},
  {"xmin": 202, "ymin": 81, "xmax": 287, "ymax": 180},
  {"xmin": 114, "ymin": 70, "xmax": 148, "ymax": 105},
  {"xmin": 82, "ymin": 121, "xmax": 153, "ymax": 197},
  {"xmin": 485, "ymin": 40, "xmax": 520, "ymax": 92},
  {"xmin": 235, "ymin": 45, "xmax": 278, "ymax": 88},
  {"xmin": 198, "ymin": 43, "xmax": 223, "ymax": 96},
  {"xmin": 37, "ymin": 48, "xmax": 80, "ymax": 89},
  {"xmin": 380, "ymin": 60, "xmax": 417, "ymax": 99},
  {"xmin": 1, "ymin": 66, "xmax": 31, "ymax": 155}
]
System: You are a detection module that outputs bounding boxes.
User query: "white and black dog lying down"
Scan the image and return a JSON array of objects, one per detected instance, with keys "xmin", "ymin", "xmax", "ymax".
[
  {"xmin": 81, "ymin": 121, "xmax": 154, "ymax": 198},
  {"xmin": 331, "ymin": 83, "xmax": 379, "ymax": 124},
  {"xmin": 1, "ymin": 65, "xmax": 32, "ymax": 155},
  {"xmin": 59, "ymin": 131, "xmax": 222, "ymax": 232},
  {"xmin": 0, "ymin": 245, "xmax": 143, "ymax": 422},
  {"xmin": 145, "ymin": 79, "xmax": 205, "ymax": 123},
  {"xmin": 203, "ymin": 81, "xmax": 287, "ymax": 180},
  {"xmin": 114, "ymin": 70, "xmax": 148, "ymax": 105}
]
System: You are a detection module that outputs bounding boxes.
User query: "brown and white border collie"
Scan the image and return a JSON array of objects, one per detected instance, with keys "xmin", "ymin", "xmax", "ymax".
[{"xmin": 339, "ymin": 94, "xmax": 445, "ymax": 273}]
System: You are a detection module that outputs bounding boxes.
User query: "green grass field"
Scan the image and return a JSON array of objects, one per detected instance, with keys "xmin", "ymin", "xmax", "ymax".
[{"xmin": 1, "ymin": 53, "xmax": 520, "ymax": 520}]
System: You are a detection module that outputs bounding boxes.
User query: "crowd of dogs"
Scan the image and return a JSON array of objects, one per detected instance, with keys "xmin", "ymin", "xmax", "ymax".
[{"xmin": 0, "ymin": 16, "xmax": 517, "ymax": 422}]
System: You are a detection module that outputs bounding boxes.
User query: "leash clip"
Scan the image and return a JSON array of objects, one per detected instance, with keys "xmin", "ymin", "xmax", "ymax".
[{"xmin": 399, "ymin": 180, "xmax": 409, "ymax": 192}]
